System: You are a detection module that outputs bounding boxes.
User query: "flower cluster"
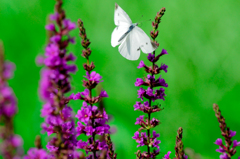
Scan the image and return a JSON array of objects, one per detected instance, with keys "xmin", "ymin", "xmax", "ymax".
[
  {"xmin": 133, "ymin": 8, "xmax": 168, "ymax": 158},
  {"xmin": 0, "ymin": 43, "xmax": 23, "ymax": 159},
  {"xmin": 134, "ymin": 57, "xmax": 165, "ymax": 158},
  {"xmin": 24, "ymin": 148, "xmax": 49, "ymax": 159},
  {"xmin": 35, "ymin": 0, "xmax": 78, "ymax": 158},
  {"xmin": 213, "ymin": 104, "xmax": 240, "ymax": 159},
  {"xmin": 68, "ymin": 19, "xmax": 115, "ymax": 159}
]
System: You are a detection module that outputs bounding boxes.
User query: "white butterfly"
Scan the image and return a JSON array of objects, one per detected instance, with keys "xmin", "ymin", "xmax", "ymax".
[{"xmin": 111, "ymin": 3, "xmax": 158, "ymax": 60}]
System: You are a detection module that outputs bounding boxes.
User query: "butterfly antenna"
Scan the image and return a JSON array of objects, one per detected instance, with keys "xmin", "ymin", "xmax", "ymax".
[{"xmin": 138, "ymin": 17, "xmax": 152, "ymax": 26}]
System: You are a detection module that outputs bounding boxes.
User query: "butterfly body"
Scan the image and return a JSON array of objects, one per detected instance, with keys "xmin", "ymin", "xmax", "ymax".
[
  {"xmin": 111, "ymin": 3, "xmax": 157, "ymax": 60},
  {"xmin": 118, "ymin": 23, "xmax": 138, "ymax": 42}
]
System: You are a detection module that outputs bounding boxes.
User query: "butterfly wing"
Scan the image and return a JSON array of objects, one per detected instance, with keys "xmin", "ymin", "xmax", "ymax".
[
  {"xmin": 112, "ymin": 4, "xmax": 132, "ymax": 47},
  {"xmin": 114, "ymin": 3, "xmax": 132, "ymax": 26},
  {"xmin": 118, "ymin": 29, "xmax": 141, "ymax": 60},
  {"xmin": 111, "ymin": 25, "xmax": 130, "ymax": 47},
  {"xmin": 134, "ymin": 26, "xmax": 158, "ymax": 53}
]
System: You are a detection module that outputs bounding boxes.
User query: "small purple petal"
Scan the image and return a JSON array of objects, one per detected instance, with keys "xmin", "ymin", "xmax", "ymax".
[{"xmin": 45, "ymin": 23, "xmax": 55, "ymax": 31}]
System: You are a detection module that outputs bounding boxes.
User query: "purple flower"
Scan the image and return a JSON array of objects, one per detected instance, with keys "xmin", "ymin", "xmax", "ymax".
[
  {"xmin": 80, "ymin": 89, "xmax": 90, "ymax": 97},
  {"xmin": 135, "ymin": 115, "xmax": 144, "ymax": 125},
  {"xmin": 133, "ymin": 102, "xmax": 143, "ymax": 111},
  {"xmin": 45, "ymin": 23, "xmax": 55, "ymax": 31},
  {"xmin": 133, "ymin": 131, "xmax": 140, "ymax": 140},
  {"xmin": 137, "ymin": 60, "xmax": 146, "ymax": 69},
  {"xmin": 233, "ymin": 140, "xmax": 240, "ymax": 148},
  {"xmin": 147, "ymin": 74, "xmax": 155, "ymax": 82},
  {"xmin": 219, "ymin": 153, "xmax": 229, "ymax": 159},
  {"xmin": 65, "ymin": 53, "xmax": 76, "ymax": 61},
  {"xmin": 214, "ymin": 138, "xmax": 223, "ymax": 146},
  {"xmin": 160, "ymin": 63, "xmax": 168, "ymax": 73},
  {"xmin": 76, "ymin": 140, "xmax": 88, "ymax": 149},
  {"xmin": 216, "ymin": 147, "xmax": 225, "ymax": 153},
  {"xmin": 45, "ymin": 44, "xmax": 59, "ymax": 57},
  {"xmin": 73, "ymin": 92, "xmax": 82, "ymax": 100},
  {"xmin": 135, "ymin": 78, "xmax": 145, "ymax": 86},
  {"xmin": 49, "ymin": 13, "xmax": 58, "ymax": 21},
  {"xmin": 146, "ymin": 87, "xmax": 154, "ymax": 97},
  {"xmin": 229, "ymin": 130, "xmax": 236, "ymax": 137},
  {"xmin": 147, "ymin": 53, "xmax": 155, "ymax": 62},
  {"xmin": 46, "ymin": 142, "xmax": 59, "ymax": 152},
  {"xmin": 75, "ymin": 106, "xmax": 92, "ymax": 124},
  {"xmin": 155, "ymin": 76, "xmax": 168, "ymax": 87},
  {"xmin": 137, "ymin": 88, "xmax": 145, "ymax": 100},
  {"xmin": 63, "ymin": 19, "xmax": 76, "ymax": 30},
  {"xmin": 95, "ymin": 125, "xmax": 110, "ymax": 135},
  {"xmin": 50, "ymin": 35, "xmax": 61, "ymax": 43},
  {"xmin": 99, "ymin": 90, "xmax": 108, "ymax": 98},
  {"xmin": 76, "ymin": 122, "xmax": 85, "ymax": 135},
  {"xmin": 24, "ymin": 148, "xmax": 49, "ymax": 159},
  {"xmin": 163, "ymin": 151, "xmax": 171, "ymax": 159},
  {"xmin": 3, "ymin": 62, "xmax": 15, "ymax": 79},
  {"xmin": 152, "ymin": 138, "xmax": 161, "ymax": 148},
  {"xmin": 152, "ymin": 130, "xmax": 160, "ymax": 139},
  {"xmin": 160, "ymin": 49, "xmax": 168, "ymax": 56},
  {"xmin": 155, "ymin": 87, "xmax": 166, "ymax": 100},
  {"xmin": 85, "ymin": 126, "xmax": 95, "ymax": 136},
  {"xmin": 84, "ymin": 71, "xmax": 103, "ymax": 84}
]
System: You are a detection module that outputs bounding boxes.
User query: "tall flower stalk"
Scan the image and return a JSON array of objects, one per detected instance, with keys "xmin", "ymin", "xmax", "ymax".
[
  {"xmin": 163, "ymin": 128, "xmax": 187, "ymax": 159},
  {"xmin": 38, "ymin": 0, "xmax": 77, "ymax": 158},
  {"xmin": 174, "ymin": 127, "xmax": 187, "ymax": 159},
  {"xmin": 133, "ymin": 7, "xmax": 167, "ymax": 159},
  {"xmin": 0, "ymin": 42, "xmax": 23, "ymax": 159},
  {"xmin": 69, "ymin": 19, "xmax": 115, "ymax": 159},
  {"xmin": 213, "ymin": 104, "xmax": 240, "ymax": 159}
]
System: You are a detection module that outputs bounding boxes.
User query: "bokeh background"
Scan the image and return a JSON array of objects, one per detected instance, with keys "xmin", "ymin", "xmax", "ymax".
[{"xmin": 1, "ymin": 0, "xmax": 240, "ymax": 158}]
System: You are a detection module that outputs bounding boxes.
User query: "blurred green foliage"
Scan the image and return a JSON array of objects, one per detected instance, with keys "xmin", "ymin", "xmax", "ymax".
[{"xmin": 0, "ymin": 0, "xmax": 240, "ymax": 158}]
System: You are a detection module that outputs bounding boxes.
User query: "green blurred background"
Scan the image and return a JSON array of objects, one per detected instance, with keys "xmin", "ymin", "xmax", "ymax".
[{"xmin": 1, "ymin": 0, "xmax": 240, "ymax": 158}]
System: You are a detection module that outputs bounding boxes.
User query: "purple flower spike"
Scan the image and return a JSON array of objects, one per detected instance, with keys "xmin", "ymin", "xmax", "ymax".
[
  {"xmin": 213, "ymin": 104, "xmax": 240, "ymax": 158},
  {"xmin": 0, "ymin": 43, "xmax": 23, "ymax": 158},
  {"xmin": 73, "ymin": 19, "xmax": 115, "ymax": 158},
  {"xmin": 37, "ymin": 1, "xmax": 78, "ymax": 158},
  {"xmin": 133, "ymin": 8, "xmax": 168, "ymax": 158}
]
